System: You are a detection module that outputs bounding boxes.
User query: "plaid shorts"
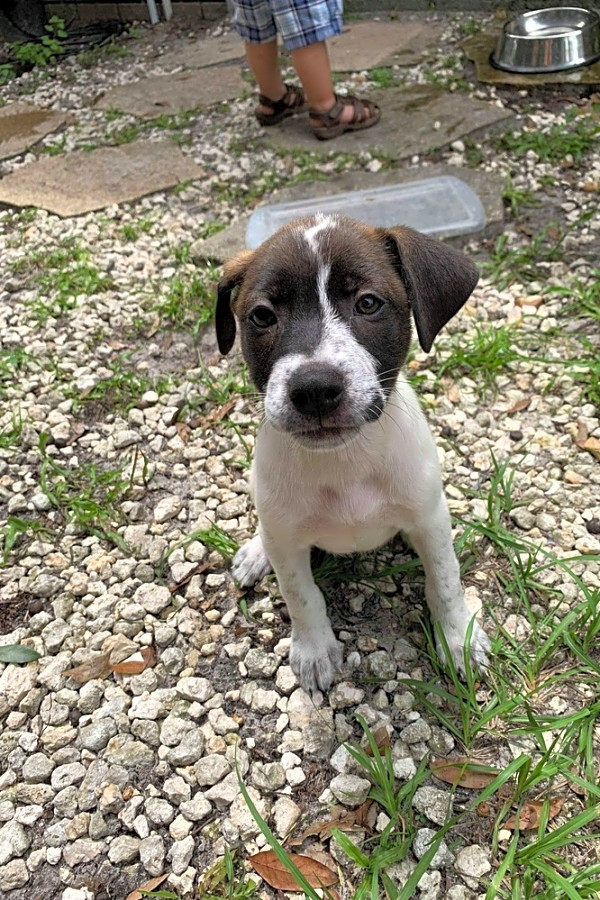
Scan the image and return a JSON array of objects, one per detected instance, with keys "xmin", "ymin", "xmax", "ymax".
[{"xmin": 230, "ymin": 0, "xmax": 343, "ymax": 51}]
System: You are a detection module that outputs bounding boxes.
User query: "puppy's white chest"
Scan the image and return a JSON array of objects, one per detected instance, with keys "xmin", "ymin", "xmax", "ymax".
[{"xmin": 300, "ymin": 481, "xmax": 399, "ymax": 554}]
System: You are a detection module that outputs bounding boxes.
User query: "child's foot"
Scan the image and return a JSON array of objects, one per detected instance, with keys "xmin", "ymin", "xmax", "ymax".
[
  {"xmin": 309, "ymin": 93, "xmax": 380, "ymax": 140},
  {"xmin": 255, "ymin": 83, "xmax": 306, "ymax": 126}
]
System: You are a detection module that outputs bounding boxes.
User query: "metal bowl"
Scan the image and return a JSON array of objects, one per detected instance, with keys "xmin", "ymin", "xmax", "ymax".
[{"xmin": 491, "ymin": 7, "xmax": 600, "ymax": 73}]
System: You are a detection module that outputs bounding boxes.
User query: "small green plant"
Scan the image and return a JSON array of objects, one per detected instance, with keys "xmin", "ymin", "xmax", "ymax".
[
  {"xmin": 502, "ymin": 173, "xmax": 541, "ymax": 218},
  {"xmin": 155, "ymin": 263, "xmax": 219, "ymax": 336},
  {"xmin": 0, "ymin": 63, "xmax": 17, "ymax": 84},
  {"xmin": 368, "ymin": 67, "xmax": 395, "ymax": 88},
  {"xmin": 9, "ymin": 16, "xmax": 67, "ymax": 69},
  {"xmin": 433, "ymin": 324, "xmax": 524, "ymax": 396},
  {"xmin": 37, "ymin": 433, "xmax": 137, "ymax": 548},
  {"xmin": 1, "ymin": 516, "xmax": 50, "ymax": 565},
  {"xmin": 498, "ymin": 108, "xmax": 600, "ymax": 163},
  {"xmin": 197, "ymin": 849, "xmax": 260, "ymax": 899}
]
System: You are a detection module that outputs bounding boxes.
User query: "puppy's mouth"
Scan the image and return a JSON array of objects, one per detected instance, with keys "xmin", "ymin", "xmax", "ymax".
[{"xmin": 294, "ymin": 424, "xmax": 362, "ymax": 449}]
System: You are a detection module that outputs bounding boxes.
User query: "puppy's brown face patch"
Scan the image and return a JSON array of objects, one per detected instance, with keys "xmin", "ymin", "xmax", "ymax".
[{"xmin": 216, "ymin": 213, "xmax": 478, "ymax": 447}]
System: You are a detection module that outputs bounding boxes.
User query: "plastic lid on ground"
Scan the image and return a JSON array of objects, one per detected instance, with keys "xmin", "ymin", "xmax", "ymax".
[{"xmin": 245, "ymin": 175, "xmax": 485, "ymax": 249}]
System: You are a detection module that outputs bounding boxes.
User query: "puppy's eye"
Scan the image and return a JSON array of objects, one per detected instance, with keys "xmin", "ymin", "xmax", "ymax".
[
  {"xmin": 355, "ymin": 295, "xmax": 383, "ymax": 316},
  {"xmin": 249, "ymin": 306, "xmax": 277, "ymax": 329}
]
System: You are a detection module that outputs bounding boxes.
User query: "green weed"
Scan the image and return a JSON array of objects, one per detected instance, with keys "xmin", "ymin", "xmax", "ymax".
[
  {"xmin": 433, "ymin": 324, "xmax": 524, "ymax": 396},
  {"xmin": 368, "ymin": 67, "xmax": 395, "ymax": 88},
  {"xmin": 1, "ymin": 516, "xmax": 50, "ymax": 565},
  {"xmin": 498, "ymin": 109, "xmax": 600, "ymax": 163},
  {"xmin": 8, "ymin": 16, "xmax": 66, "ymax": 69},
  {"xmin": 502, "ymin": 173, "xmax": 541, "ymax": 218},
  {"xmin": 197, "ymin": 849, "xmax": 259, "ymax": 899},
  {"xmin": 37, "ymin": 433, "xmax": 136, "ymax": 548},
  {"xmin": 155, "ymin": 263, "xmax": 219, "ymax": 336}
]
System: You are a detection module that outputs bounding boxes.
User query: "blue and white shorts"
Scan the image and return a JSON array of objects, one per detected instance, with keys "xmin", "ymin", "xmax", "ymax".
[{"xmin": 230, "ymin": 0, "xmax": 343, "ymax": 51}]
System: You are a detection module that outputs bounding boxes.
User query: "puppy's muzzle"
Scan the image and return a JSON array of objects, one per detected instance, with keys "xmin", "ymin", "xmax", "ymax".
[{"xmin": 289, "ymin": 365, "xmax": 345, "ymax": 419}]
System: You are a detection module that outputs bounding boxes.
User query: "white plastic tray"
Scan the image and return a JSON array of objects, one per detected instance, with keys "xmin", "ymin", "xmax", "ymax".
[{"xmin": 246, "ymin": 175, "xmax": 485, "ymax": 249}]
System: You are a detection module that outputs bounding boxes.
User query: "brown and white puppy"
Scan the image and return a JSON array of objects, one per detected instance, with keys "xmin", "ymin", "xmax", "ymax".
[{"xmin": 216, "ymin": 213, "xmax": 490, "ymax": 693}]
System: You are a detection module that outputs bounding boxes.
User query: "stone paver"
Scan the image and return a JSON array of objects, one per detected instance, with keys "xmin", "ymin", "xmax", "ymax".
[
  {"xmin": 0, "ymin": 141, "xmax": 204, "ymax": 216},
  {"xmin": 95, "ymin": 67, "xmax": 245, "ymax": 119},
  {"xmin": 0, "ymin": 103, "xmax": 70, "ymax": 161},
  {"xmin": 264, "ymin": 84, "xmax": 514, "ymax": 156},
  {"xmin": 326, "ymin": 20, "xmax": 442, "ymax": 71},
  {"xmin": 159, "ymin": 32, "xmax": 245, "ymax": 71}
]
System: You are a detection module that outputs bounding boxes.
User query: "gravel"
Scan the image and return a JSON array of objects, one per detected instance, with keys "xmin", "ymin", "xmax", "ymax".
[{"xmin": 1, "ymin": 7, "xmax": 599, "ymax": 900}]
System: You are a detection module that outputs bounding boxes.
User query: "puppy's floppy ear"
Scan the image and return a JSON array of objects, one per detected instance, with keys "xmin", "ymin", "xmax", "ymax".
[
  {"xmin": 382, "ymin": 226, "xmax": 479, "ymax": 353},
  {"xmin": 216, "ymin": 250, "xmax": 254, "ymax": 355}
]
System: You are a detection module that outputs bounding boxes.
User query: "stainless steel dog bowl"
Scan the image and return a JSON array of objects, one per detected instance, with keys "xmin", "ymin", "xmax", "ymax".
[{"xmin": 491, "ymin": 7, "xmax": 600, "ymax": 73}]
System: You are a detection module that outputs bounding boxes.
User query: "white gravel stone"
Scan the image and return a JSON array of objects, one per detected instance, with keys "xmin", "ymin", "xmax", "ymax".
[
  {"xmin": 412, "ymin": 786, "xmax": 453, "ymax": 826},
  {"xmin": 413, "ymin": 827, "xmax": 454, "ymax": 869},
  {"xmin": 134, "ymin": 583, "xmax": 172, "ymax": 614},
  {"xmin": 454, "ymin": 844, "xmax": 492, "ymax": 885},
  {"xmin": 330, "ymin": 774, "xmax": 371, "ymax": 807},
  {"xmin": 140, "ymin": 834, "xmax": 166, "ymax": 876},
  {"xmin": 194, "ymin": 753, "xmax": 231, "ymax": 786}
]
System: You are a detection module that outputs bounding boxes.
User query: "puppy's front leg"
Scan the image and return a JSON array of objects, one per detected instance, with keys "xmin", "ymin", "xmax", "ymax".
[
  {"xmin": 404, "ymin": 493, "xmax": 491, "ymax": 674},
  {"xmin": 263, "ymin": 536, "xmax": 343, "ymax": 694}
]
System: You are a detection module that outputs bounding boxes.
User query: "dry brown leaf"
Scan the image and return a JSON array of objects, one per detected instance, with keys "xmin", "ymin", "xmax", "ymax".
[
  {"xmin": 64, "ymin": 653, "xmax": 112, "ymax": 683},
  {"xmin": 365, "ymin": 726, "xmax": 391, "ymax": 757},
  {"xmin": 575, "ymin": 421, "xmax": 589, "ymax": 448},
  {"xmin": 515, "ymin": 296, "xmax": 543, "ymax": 309},
  {"xmin": 125, "ymin": 873, "xmax": 168, "ymax": 900},
  {"xmin": 504, "ymin": 797, "xmax": 564, "ymax": 831},
  {"xmin": 111, "ymin": 646, "xmax": 157, "ymax": 676},
  {"xmin": 201, "ymin": 399, "xmax": 237, "ymax": 427},
  {"xmin": 288, "ymin": 800, "xmax": 375, "ymax": 847},
  {"xmin": 248, "ymin": 849, "xmax": 337, "ymax": 891},
  {"xmin": 175, "ymin": 421, "xmax": 190, "ymax": 443},
  {"xmin": 431, "ymin": 757, "xmax": 501, "ymax": 790},
  {"xmin": 504, "ymin": 397, "xmax": 531, "ymax": 415}
]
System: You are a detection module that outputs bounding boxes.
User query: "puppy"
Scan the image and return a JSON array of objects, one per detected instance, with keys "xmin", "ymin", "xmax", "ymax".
[{"xmin": 215, "ymin": 213, "xmax": 491, "ymax": 693}]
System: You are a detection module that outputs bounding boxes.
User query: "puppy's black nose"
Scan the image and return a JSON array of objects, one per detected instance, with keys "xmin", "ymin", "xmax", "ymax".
[{"xmin": 289, "ymin": 367, "xmax": 345, "ymax": 418}]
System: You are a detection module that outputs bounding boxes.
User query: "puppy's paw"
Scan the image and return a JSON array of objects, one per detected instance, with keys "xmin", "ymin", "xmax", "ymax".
[
  {"xmin": 231, "ymin": 535, "xmax": 273, "ymax": 589},
  {"xmin": 436, "ymin": 618, "xmax": 491, "ymax": 677},
  {"xmin": 290, "ymin": 626, "xmax": 344, "ymax": 694}
]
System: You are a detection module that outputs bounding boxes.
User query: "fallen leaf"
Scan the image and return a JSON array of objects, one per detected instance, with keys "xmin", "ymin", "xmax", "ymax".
[
  {"xmin": 504, "ymin": 797, "xmax": 564, "ymax": 831},
  {"xmin": 248, "ymin": 849, "xmax": 337, "ymax": 891},
  {"xmin": 515, "ymin": 295, "xmax": 543, "ymax": 308},
  {"xmin": 125, "ymin": 873, "xmax": 168, "ymax": 900},
  {"xmin": 175, "ymin": 422, "xmax": 190, "ymax": 443},
  {"xmin": 365, "ymin": 726, "xmax": 391, "ymax": 757},
  {"xmin": 431, "ymin": 757, "xmax": 501, "ymax": 789},
  {"xmin": 200, "ymin": 399, "xmax": 237, "ymax": 427},
  {"xmin": 288, "ymin": 801, "xmax": 375, "ymax": 847},
  {"xmin": 575, "ymin": 421, "xmax": 589, "ymax": 448},
  {"xmin": 0, "ymin": 644, "xmax": 42, "ymax": 664},
  {"xmin": 64, "ymin": 653, "xmax": 113, "ymax": 683},
  {"xmin": 503, "ymin": 397, "xmax": 531, "ymax": 415},
  {"xmin": 111, "ymin": 646, "xmax": 157, "ymax": 676}
]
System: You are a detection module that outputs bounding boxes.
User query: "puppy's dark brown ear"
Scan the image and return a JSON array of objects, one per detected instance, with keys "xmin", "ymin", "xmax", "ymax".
[
  {"xmin": 382, "ymin": 226, "xmax": 479, "ymax": 353},
  {"xmin": 216, "ymin": 251, "xmax": 254, "ymax": 355}
]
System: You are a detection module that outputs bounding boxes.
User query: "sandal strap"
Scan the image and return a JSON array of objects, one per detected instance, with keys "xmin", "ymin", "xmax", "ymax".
[
  {"xmin": 258, "ymin": 83, "xmax": 304, "ymax": 115},
  {"xmin": 309, "ymin": 93, "xmax": 377, "ymax": 128}
]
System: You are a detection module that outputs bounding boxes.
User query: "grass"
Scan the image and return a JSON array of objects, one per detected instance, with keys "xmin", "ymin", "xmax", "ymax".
[
  {"xmin": 70, "ymin": 355, "xmax": 171, "ymax": 412},
  {"xmin": 154, "ymin": 262, "xmax": 219, "ymax": 337},
  {"xmin": 497, "ymin": 108, "xmax": 600, "ymax": 164},
  {"xmin": 36, "ymin": 432, "xmax": 139, "ymax": 550},
  {"xmin": 12, "ymin": 238, "xmax": 114, "ymax": 323},
  {"xmin": 432, "ymin": 323, "xmax": 525, "ymax": 397}
]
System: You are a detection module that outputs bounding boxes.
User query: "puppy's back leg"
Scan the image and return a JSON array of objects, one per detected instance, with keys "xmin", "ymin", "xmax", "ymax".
[{"xmin": 231, "ymin": 530, "xmax": 273, "ymax": 588}]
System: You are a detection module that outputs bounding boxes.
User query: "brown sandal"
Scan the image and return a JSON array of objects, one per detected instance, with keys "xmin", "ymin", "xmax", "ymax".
[
  {"xmin": 309, "ymin": 93, "xmax": 381, "ymax": 141},
  {"xmin": 255, "ymin": 83, "xmax": 306, "ymax": 127}
]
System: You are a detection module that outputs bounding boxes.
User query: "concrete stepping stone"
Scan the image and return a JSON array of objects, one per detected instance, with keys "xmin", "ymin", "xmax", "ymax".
[
  {"xmin": 192, "ymin": 163, "xmax": 506, "ymax": 262},
  {"xmin": 0, "ymin": 102, "xmax": 70, "ymax": 161},
  {"xmin": 463, "ymin": 33, "xmax": 600, "ymax": 85},
  {"xmin": 158, "ymin": 32, "xmax": 244, "ymax": 71},
  {"xmin": 264, "ymin": 84, "xmax": 514, "ymax": 157},
  {"xmin": 0, "ymin": 141, "xmax": 203, "ymax": 216},
  {"xmin": 95, "ymin": 67, "xmax": 245, "ymax": 120},
  {"xmin": 327, "ymin": 20, "xmax": 442, "ymax": 72}
]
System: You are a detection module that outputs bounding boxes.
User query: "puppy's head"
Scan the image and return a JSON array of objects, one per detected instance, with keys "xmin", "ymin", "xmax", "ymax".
[{"xmin": 216, "ymin": 214, "xmax": 478, "ymax": 449}]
